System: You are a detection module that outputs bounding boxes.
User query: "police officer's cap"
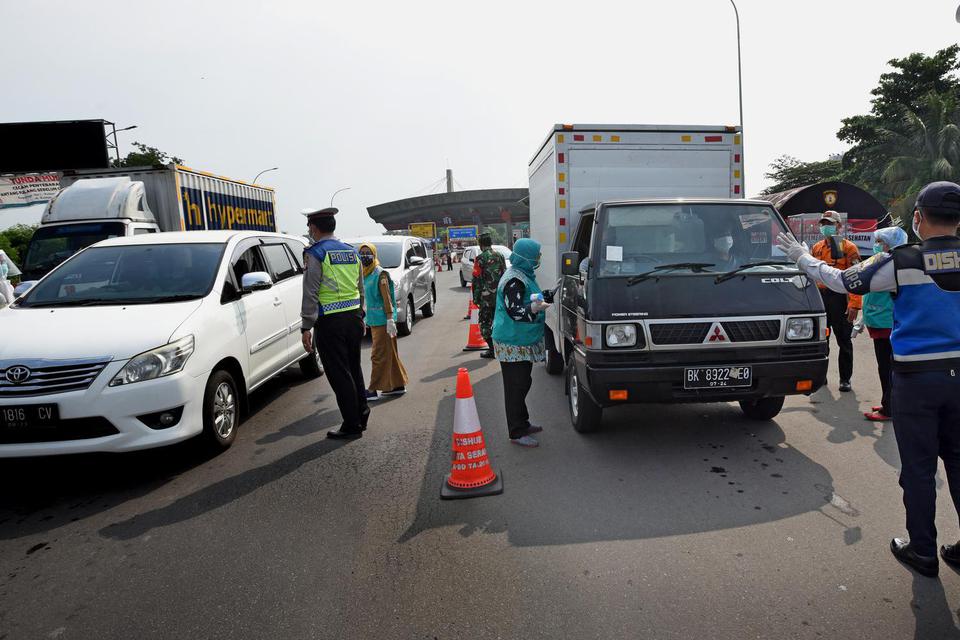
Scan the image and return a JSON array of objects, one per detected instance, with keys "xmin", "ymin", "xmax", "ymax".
[
  {"xmin": 916, "ymin": 182, "xmax": 960, "ymax": 212},
  {"xmin": 301, "ymin": 207, "xmax": 339, "ymax": 225}
]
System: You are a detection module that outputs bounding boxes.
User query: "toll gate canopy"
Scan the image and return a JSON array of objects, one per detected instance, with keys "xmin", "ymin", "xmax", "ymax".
[{"xmin": 367, "ymin": 188, "xmax": 529, "ymax": 235}]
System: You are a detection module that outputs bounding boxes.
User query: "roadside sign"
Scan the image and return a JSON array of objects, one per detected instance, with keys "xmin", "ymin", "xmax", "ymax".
[
  {"xmin": 0, "ymin": 173, "xmax": 60, "ymax": 209},
  {"xmin": 408, "ymin": 222, "xmax": 436, "ymax": 239},
  {"xmin": 448, "ymin": 225, "xmax": 478, "ymax": 240}
]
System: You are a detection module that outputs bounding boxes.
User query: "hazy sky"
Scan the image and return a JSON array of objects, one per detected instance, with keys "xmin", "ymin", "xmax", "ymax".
[{"xmin": 2, "ymin": 0, "xmax": 959, "ymax": 237}]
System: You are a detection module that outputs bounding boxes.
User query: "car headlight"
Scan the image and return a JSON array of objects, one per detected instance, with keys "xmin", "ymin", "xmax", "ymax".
[
  {"xmin": 109, "ymin": 336, "xmax": 195, "ymax": 386},
  {"xmin": 605, "ymin": 324, "xmax": 638, "ymax": 348},
  {"xmin": 785, "ymin": 318, "xmax": 814, "ymax": 341}
]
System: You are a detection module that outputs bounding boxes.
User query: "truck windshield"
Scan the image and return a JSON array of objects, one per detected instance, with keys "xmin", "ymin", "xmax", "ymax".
[
  {"xmin": 22, "ymin": 222, "xmax": 127, "ymax": 280},
  {"xmin": 18, "ymin": 243, "xmax": 224, "ymax": 308},
  {"xmin": 596, "ymin": 203, "xmax": 793, "ymax": 277}
]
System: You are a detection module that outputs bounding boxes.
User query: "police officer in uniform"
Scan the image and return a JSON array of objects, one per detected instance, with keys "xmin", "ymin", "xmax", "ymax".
[
  {"xmin": 777, "ymin": 182, "xmax": 960, "ymax": 577},
  {"xmin": 300, "ymin": 207, "xmax": 369, "ymax": 439}
]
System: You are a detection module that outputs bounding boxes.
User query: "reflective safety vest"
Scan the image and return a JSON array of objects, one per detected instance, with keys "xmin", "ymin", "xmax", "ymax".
[
  {"xmin": 306, "ymin": 238, "xmax": 361, "ymax": 316},
  {"xmin": 491, "ymin": 266, "xmax": 544, "ymax": 346},
  {"xmin": 891, "ymin": 236, "xmax": 960, "ymax": 371},
  {"xmin": 362, "ymin": 266, "xmax": 397, "ymax": 326}
]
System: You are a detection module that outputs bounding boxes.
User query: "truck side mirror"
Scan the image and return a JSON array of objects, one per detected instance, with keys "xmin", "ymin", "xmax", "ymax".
[{"xmin": 561, "ymin": 251, "xmax": 580, "ymax": 276}]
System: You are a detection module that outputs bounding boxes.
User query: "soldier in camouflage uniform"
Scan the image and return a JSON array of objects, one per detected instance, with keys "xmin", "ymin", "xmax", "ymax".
[{"xmin": 472, "ymin": 233, "xmax": 507, "ymax": 358}]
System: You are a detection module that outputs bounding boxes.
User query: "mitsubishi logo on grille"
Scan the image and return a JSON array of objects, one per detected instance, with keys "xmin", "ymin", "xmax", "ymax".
[
  {"xmin": 705, "ymin": 323, "xmax": 729, "ymax": 343},
  {"xmin": 5, "ymin": 366, "xmax": 32, "ymax": 384}
]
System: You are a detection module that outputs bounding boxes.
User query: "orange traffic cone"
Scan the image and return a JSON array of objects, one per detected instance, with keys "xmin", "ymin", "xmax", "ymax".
[
  {"xmin": 441, "ymin": 368, "xmax": 503, "ymax": 499},
  {"xmin": 463, "ymin": 302, "xmax": 488, "ymax": 351}
]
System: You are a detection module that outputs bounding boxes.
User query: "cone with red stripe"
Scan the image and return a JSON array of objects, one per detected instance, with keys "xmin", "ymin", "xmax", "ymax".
[
  {"xmin": 441, "ymin": 368, "xmax": 503, "ymax": 500},
  {"xmin": 462, "ymin": 301, "xmax": 488, "ymax": 351}
]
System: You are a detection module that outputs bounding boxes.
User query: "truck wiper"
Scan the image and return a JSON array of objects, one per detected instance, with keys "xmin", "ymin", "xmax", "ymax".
[
  {"xmin": 714, "ymin": 260, "xmax": 798, "ymax": 284},
  {"xmin": 626, "ymin": 263, "xmax": 716, "ymax": 286}
]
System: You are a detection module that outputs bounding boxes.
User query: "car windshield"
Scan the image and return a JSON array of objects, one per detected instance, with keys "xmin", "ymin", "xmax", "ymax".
[
  {"xmin": 373, "ymin": 243, "xmax": 404, "ymax": 269},
  {"xmin": 18, "ymin": 243, "xmax": 224, "ymax": 308},
  {"xmin": 22, "ymin": 222, "xmax": 127, "ymax": 279},
  {"xmin": 596, "ymin": 203, "xmax": 794, "ymax": 277}
]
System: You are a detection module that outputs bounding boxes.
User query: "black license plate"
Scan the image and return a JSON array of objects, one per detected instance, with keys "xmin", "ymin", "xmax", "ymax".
[
  {"xmin": 684, "ymin": 366, "xmax": 752, "ymax": 389},
  {"xmin": 0, "ymin": 405, "xmax": 60, "ymax": 429}
]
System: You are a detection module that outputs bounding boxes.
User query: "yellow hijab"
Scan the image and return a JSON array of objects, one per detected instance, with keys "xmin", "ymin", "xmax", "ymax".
[{"xmin": 358, "ymin": 243, "xmax": 379, "ymax": 277}]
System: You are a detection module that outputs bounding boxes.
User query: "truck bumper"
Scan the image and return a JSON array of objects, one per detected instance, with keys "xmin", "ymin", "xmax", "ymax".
[{"xmin": 575, "ymin": 350, "xmax": 828, "ymax": 406}]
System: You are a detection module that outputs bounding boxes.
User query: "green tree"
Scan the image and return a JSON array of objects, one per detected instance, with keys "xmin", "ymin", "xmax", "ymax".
[
  {"xmin": 0, "ymin": 224, "xmax": 38, "ymax": 264},
  {"xmin": 112, "ymin": 142, "xmax": 183, "ymax": 168},
  {"xmin": 761, "ymin": 155, "xmax": 843, "ymax": 195},
  {"xmin": 838, "ymin": 45, "xmax": 960, "ymax": 212}
]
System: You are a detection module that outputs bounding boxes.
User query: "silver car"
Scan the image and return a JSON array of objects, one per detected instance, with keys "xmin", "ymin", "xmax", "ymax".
[
  {"xmin": 344, "ymin": 235, "xmax": 436, "ymax": 335},
  {"xmin": 460, "ymin": 244, "xmax": 512, "ymax": 288}
]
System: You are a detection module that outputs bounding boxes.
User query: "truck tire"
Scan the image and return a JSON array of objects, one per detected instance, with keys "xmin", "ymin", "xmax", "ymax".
[
  {"xmin": 739, "ymin": 396, "xmax": 785, "ymax": 421},
  {"xmin": 202, "ymin": 369, "xmax": 239, "ymax": 451},
  {"xmin": 397, "ymin": 297, "xmax": 415, "ymax": 336},
  {"xmin": 420, "ymin": 283, "xmax": 436, "ymax": 317},
  {"xmin": 567, "ymin": 352, "xmax": 602, "ymax": 433},
  {"xmin": 544, "ymin": 327, "xmax": 564, "ymax": 375},
  {"xmin": 459, "ymin": 272, "xmax": 466, "ymax": 288}
]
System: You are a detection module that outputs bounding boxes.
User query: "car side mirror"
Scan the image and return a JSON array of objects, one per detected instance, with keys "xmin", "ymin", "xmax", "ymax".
[
  {"xmin": 408, "ymin": 256, "xmax": 425, "ymax": 267},
  {"xmin": 561, "ymin": 251, "xmax": 580, "ymax": 276},
  {"xmin": 241, "ymin": 271, "xmax": 273, "ymax": 292}
]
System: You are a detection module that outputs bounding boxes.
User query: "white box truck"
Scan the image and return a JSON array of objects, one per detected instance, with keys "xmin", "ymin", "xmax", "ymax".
[
  {"xmin": 20, "ymin": 164, "xmax": 278, "ymax": 282},
  {"xmin": 528, "ymin": 124, "xmax": 829, "ymax": 432}
]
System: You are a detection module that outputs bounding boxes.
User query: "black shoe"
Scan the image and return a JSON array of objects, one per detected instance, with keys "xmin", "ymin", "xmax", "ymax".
[
  {"xmin": 480, "ymin": 349, "xmax": 495, "ymax": 359},
  {"xmin": 839, "ymin": 380, "xmax": 852, "ymax": 392},
  {"xmin": 327, "ymin": 428, "xmax": 363, "ymax": 440},
  {"xmin": 891, "ymin": 538, "xmax": 938, "ymax": 577},
  {"xmin": 940, "ymin": 542, "xmax": 960, "ymax": 568}
]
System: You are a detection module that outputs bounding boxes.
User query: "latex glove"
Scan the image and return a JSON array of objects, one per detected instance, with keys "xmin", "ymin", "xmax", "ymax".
[
  {"xmin": 386, "ymin": 318, "xmax": 398, "ymax": 338},
  {"xmin": 301, "ymin": 330, "xmax": 313, "ymax": 354},
  {"xmin": 530, "ymin": 300, "xmax": 551, "ymax": 314},
  {"xmin": 775, "ymin": 233, "xmax": 810, "ymax": 263}
]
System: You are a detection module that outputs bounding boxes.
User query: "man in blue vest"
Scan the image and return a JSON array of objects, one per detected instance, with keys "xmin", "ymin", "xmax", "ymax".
[
  {"xmin": 777, "ymin": 181, "xmax": 960, "ymax": 577},
  {"xmin": 300, "ymin": 206, "xmax": 369, "ymax": 440}
]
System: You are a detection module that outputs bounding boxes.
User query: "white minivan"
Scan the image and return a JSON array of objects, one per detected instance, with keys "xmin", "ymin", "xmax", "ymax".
[{"xmin": 0, "ymin": 231, "xmax": 322, "ymax": 457}]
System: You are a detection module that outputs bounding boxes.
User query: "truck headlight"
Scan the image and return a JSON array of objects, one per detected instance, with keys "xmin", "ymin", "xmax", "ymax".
[
  {"xmin": 605, "ymin": 324, "xmax": 638, "ymax": 348},
  {"xmin": 785, "ymin": 318, "xmax": 814, "ymax": 341},
  {"xmin": 109, "ymin": 336, "xmax": 195, "ymax": 386}
]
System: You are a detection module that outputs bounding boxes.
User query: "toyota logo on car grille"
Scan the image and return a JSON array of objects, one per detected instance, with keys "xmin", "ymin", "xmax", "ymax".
[{"xmin": 5, "ymin": 366, "xmax": 32, "ymax": 385}]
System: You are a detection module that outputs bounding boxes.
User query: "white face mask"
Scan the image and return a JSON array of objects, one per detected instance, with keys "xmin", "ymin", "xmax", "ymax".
[
  {"xmin": 912, "ymin": 211, "xmax": 923, "ymax": 241},
  {"xmin": 713, "ymin": 235, "xmax": 734, "ymax": 252}
]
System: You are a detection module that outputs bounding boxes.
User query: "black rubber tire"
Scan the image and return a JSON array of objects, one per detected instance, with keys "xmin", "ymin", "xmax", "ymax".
[
  {"xmin": 397, "ymin": 297, "xmax": 415, "ymax": 336},
  {"xmin": 459, "ymin": 272, "xmax": 466, "ymax": 288},
  {"xmin": 544, "ymin": 328, "xmax": 564, "ymax": 375},
  {"xmin": 298, "ymin": 338, "xmax": 324, "ymax": 378},
  {"xmin": 202, "ymin": 369, "xmax": 240, "ymax": 450},
  {"xmin": 567, "ymin": 352, "xmax": 602, "ymax": 433},
  {"xmin": 420, "ymin": 284, "xmax": 436, "ymax": 317},
  {"xmin": 739, "ymin": 396, "xmax": 785, "ymax": 420}
]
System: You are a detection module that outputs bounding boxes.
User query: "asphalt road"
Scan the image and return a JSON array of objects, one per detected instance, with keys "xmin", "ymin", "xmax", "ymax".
[{"xmin": 3, "ymin": 269, "xmax": 960, "ymax": 639}]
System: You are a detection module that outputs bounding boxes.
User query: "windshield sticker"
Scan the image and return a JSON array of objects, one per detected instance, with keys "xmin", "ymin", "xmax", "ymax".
[
  {"xmin": 750, "ymin": 231, "xmax": 769, "ymax": 244},
  {"xmin": 606, "ymin": 245, "xmax": 623, "ymax": 262},
  {"xmin": 739, "ymin": 212, "xmax": 770, "ymax": 229}
]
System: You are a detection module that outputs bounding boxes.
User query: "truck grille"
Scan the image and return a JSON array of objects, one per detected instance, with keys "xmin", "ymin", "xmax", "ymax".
[
  {"xmin": 649, "ymin": 319, "xmax": 781, "ymax": 345},
  {"xmin": 650, "ymin": 322, "xmax": 712, "ymax": 345},
  {"xmin": 0, "ymin": 360, "xmax": 110, "ymax": 397},
  {"xmin": 722, "ymin": 320, "xmax": 781, "ymax": 342}
]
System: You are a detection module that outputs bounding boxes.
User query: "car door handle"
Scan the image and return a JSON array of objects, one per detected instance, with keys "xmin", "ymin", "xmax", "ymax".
[{"xmin": 273, "ymin": 298, "xmax": 282, "ymax": 306}]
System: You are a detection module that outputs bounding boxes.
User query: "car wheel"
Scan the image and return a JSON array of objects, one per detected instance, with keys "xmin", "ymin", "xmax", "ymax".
[
  {"xmin": 459, "ymin": 272, "xmax": 466, "ymax": 288},
  {"xmin": 397, "ymin": 297, "xmax": 415, "ymax": 336},
  {"xmin": 202, "ymin": 369, "xmax": 239, "ymax": 450},
  {"xmin": 421, "ymin": 283, "xmax": 436, "ymax": 317},
  {"xmin": 299, "ymin": 339, "xmax": 324, "ymax": 378},
  {"xmin": 544, "ymin": 327, "xmax": 564, "ymax": 375},
  {"xmin": 739, "ymin": 396, "xmax": 785, "ymax": 420},
  {"xmin": 567, "ymin": 352, "xmax": 602, "ymax": 432}
]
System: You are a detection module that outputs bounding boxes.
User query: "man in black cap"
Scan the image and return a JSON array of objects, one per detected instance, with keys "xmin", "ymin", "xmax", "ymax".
[
  {"xmin": 777, "ymin": 181, "xmax": 960, "ymax": 578},
  {"xmin": 300, "ymin": 207, "xmax": 369, "ymax": 439}
]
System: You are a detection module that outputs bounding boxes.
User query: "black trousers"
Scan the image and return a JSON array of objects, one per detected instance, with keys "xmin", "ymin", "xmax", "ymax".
[
  {"xmin": 821, "ymin": 289, "xmax": 854, "ymax": 382},
  {"xmin": 873, "ymin": 337, "xmax": 893, "ymax": 415},
  {"xmin": 314, "ymin": 310, "xmax": 368, "ymax": 431},
  {"xmin": 499, "ymin": 360, "xmax": 533, "ymax": 439},
  {"xmin": 892, "ymin": 369, "xmax": 960, "ymax": 556}
]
